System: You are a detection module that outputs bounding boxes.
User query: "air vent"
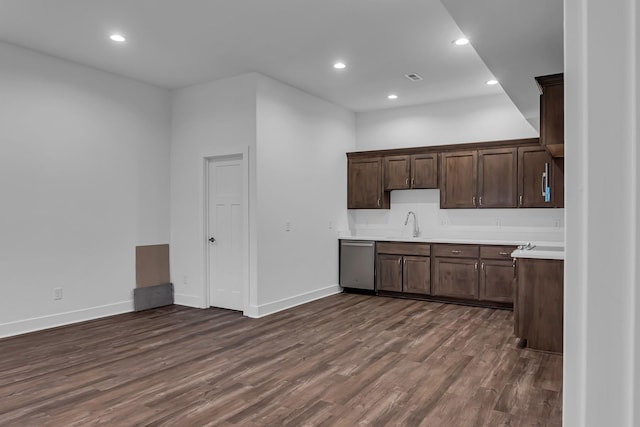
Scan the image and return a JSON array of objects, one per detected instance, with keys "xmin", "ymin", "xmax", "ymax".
[{"xmin": 405, "ymin": 73, "xmax": 423, "ymax": 82}]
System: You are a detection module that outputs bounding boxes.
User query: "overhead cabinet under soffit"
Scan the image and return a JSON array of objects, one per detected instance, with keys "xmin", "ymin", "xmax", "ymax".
[{"xmin": 346, "ymin": 138, "xmax": 563, "ymax": 210}]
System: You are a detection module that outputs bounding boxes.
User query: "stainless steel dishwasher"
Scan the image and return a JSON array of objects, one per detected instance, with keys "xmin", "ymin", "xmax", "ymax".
[{"xmin": 339, "ymin": 240, "xmax": 376, "ymax": 291}]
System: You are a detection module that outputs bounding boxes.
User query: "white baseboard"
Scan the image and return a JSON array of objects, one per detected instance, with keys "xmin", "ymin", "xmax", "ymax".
[
  {"xmin": 0, "ymin": 301, "xmax": 134, "ymax": 339},
  {"xmin": 174, "ymin": 293, "xmax": 203, "ymax": 308},
  {"xmin": 245, "ymin": 285, "xmax": 342, "ymax": 318}
]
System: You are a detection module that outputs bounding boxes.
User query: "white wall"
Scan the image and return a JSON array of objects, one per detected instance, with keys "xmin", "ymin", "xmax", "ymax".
[
  {"xmin": 564, "ymin": 0, "xmax": 639, "ymax": 425},
  {"xmin": 356, "ymin": 93, "xmax": 537, "ymax": 150},
  {"xmin": 351, "ymin": 92, "xmax": 562, "ymax": 242},
  {"xmin": 170, "ymin": 73, "xmax": 258, "ymax": 308},
  {"xmin": 254, "ymin": 75, "xmax": 355, "ymax": 313},
  {"xmin": 0, "ymin": 42, "xmax": 171, "ymax": 338}
]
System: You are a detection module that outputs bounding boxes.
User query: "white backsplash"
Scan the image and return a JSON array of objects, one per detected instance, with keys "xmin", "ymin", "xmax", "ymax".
[{"xmin": 346, "ymin": 189, "xmax": 564, "ymax": 243}]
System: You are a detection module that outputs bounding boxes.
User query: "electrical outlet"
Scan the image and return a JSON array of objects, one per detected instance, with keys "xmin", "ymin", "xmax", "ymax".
[
  {"xmin": 495, "ymin": 218, "xmax": 502, "ymax": 227},
  {"xmin": 285, "ymin": 220, "xmax": 291, "ymax": 232},
  {"xmin": 53, "ymin": 287, "xmax": 63, "ymax": 300},
  {"xmin": 183, "ymin": 275, "xmax": 188, "ymax": 285},
  {"xmin": 328, "ymin": 221, "xmax": 333, "ymax": 230}
]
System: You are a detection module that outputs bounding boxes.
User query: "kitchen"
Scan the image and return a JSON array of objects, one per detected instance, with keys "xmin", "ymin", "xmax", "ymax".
[{"xmin": 0, "ymin": 0, "xmax": 637, "ymax": 425}]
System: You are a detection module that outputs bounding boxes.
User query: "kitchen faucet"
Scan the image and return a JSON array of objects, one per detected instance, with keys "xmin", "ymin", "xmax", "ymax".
[{"xmin": 404, "ymin": 211, "xmax": 420, "ymax": 237}]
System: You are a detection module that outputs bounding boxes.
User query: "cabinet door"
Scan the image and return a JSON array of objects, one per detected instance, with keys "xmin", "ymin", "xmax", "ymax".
[
  {"xmin": 479, "ymin": 259, "xmax": 515, "ymax": 304},
  {"xmin": 478, "ymin": 148, "xmax": 517, "ymax": 208},
  {"xmin": 348, "ymin": 157, "xmax": 387, "ymax": 209},
  {"xmin": 537, "ymin": 73, "xmax": 564, "ymax": 157},
  {"xmin": 411, "ymin": 154, "xmax": 438, "ymax": 189},
  {"xmin": 377, "ymin": 254, "xmax": 403, "ymax": 292},
  {"xmin": 440, "ymin": 151, "xmax": 477, "ymax": 208},
  {"xmin": 432, "ymin": 257, "xmax": 478, "ymax": 299},
  {"xmin": 384, "ymin": 156, "xmax": 411, "ymax": 190},
  {"xmin": 403, "ymin": 256, "xmax": 430, "ymax": 295},
  {"xmin": 518, "ymin": 147, "xmax": 555, "ymax": 208}
]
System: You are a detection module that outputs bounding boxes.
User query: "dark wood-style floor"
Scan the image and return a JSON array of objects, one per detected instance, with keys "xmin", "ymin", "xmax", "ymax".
[{"xmin": 0, "ymin": 294, "xmax": 562, "ymax": 426}]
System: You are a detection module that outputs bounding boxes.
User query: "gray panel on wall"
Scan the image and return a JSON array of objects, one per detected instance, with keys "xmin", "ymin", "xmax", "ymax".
[{"xmin": 134, "ymin": 283, "xmax": 174, "ymax": 311}]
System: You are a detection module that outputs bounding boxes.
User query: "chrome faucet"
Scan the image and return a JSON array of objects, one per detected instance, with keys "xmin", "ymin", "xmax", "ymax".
[{"xmin": 404, "ymin": 211, "xmax": 420, "ymax": 237}]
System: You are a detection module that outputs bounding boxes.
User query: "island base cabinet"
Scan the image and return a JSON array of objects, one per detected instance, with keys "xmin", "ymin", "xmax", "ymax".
[
  {"xmin": 515, "ymin": 258, "xmax": 564, "ymax": 353},
  {"xmin": 432, "ymin": 257, "xmax": 478, "ymax": 299}
]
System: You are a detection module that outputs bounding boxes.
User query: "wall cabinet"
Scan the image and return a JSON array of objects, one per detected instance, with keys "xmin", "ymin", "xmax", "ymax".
[
  {"xmin": 536, "ymin": 73, "xmax": 564, "ymax": 158},
  {"xmin": 479, "ymin": 246, "xmax": 516, "ymax": 304},
  {"xmin": 347, "ymin": 157, "xmax": 389, "ymax": 209},
  {"xmin": 440, "ymin": 148, "xmax": 518, "ymax": 209},
  {"xmin": 514, "ymin": 258, "xmax": 563, "ymax": 353},
  {"xmin": 439, "ymin": 151, "xmax": 477, "ymax": 208},
  {"xmin": 347, "ymin": 137, "xmax": 563, "ymax": 210},
  {"xmin": 478, "ymin": 147, "xmax": 518, "ymax": 208},
  {"xmin": 518, "ymin": 146, "xmax": 564, "ymax": 208},
  {"xmin": 384, "ymin": 154, "xmax": 437, "ymax": 190},
  {"xmin": 376, "ymin": 242, "xmax": 430, "ymax": 295}
]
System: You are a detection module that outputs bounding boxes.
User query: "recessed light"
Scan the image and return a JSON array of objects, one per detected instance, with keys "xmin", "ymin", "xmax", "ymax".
[
  {"xmin": 387, "ymin": 94, "xmax": 398, "ymax": 100},
  {"xmin": 486, "ymin": 79, "xmax": 499, "ymax": 85},
  {"xmin": 333, "ymin": 62, "xmax": 346, "ymax": 69},
  {"xmin": 453, "ymin": 38, "xmax": 469, "ymax": 46},
  {"xmin": 109, "ymin": 34, "xmax": 126, "ymax": 43}
]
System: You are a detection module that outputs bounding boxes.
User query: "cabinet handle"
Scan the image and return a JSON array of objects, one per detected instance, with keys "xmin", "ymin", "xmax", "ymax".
[
  {"xmin": 451, "ymin": 250, "xmax": 461, "ymax": 254},
  {"xmin": 403, "ymin": 258, "xmax": 406, "ymax": 265},
  {"xmin": 519, "ymin": 195, "xmax": 523, "ymax": 206},
  {"xmin": 479, "ymin": 196, "xmax": 483, "ymax": 206},
  {"xmin": 475, "ymin": 262, "xmax": 478, "ymax": 271},
  {"xmin": 411, "ymin": 178, "xmax": 415, "ymax": 186},
  {"xmin": 406, "ymin": 178, "xmax": 409, "ymax": 185},
  {"xmin": 472, "ymin": 196, "xmax": 476, "ymax": 206},
  {"xmin": 398, "ymin": 258, "xmax": 402, "ymax": 265},
  {"xmin": 541, "ymin": 170, "xmax": 547, "ymax": 197},
  {"xmin": 481, "ymin": 262, "xmax": 485, "ymax": 270},
  {"xmin": 499, "ymin": 252, "xmax": 509, "ymax": 256},
  {"xmin": 377, "ymin": 198, "xmax": 381, "ymax": 207}
]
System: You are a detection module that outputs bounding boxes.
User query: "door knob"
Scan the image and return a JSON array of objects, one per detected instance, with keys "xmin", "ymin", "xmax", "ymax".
[{"xmin": 209, "ymin": 237, "xmax": 216, "ymax": 243}]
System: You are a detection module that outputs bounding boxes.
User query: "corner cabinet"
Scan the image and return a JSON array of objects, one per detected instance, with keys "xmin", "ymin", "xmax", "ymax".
[
  {"xmin": 518, "ymin": 146, "xmax": 564, "ymax": 208},
  {"xmin": 347, "ymin": 157, "xmax": 389, "ymax": 209}
]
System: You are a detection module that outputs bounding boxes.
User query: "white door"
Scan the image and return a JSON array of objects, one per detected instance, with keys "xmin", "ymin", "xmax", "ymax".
[{"xmin": 208, "ymin": 156, "xmax": 243, "ymax": 310}]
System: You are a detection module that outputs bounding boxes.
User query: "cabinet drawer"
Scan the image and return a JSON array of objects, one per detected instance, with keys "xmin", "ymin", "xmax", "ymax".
[
  {"xmin": 376, "ymin": 242, "xmax": 430, "ymax": 256},
  {"xmin": 432, "ymin": 244, "xmax": 479, "ymax": 258},
  {"xmin": 480, "ymin": 245, "xmax": 517, "ymax": 259}
]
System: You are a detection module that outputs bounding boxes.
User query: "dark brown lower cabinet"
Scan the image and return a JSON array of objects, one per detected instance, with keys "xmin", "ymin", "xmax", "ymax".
[
  {"xmin": 376, "ymin": 242, "xmax": 430, "ymax": 295},
  {"xmin": 431, "ymin": 257, "xmax": 478, "ymax": 299},
  {"xmin": 479, "ymin": 259, "xmax": 515, "ymax": 304},
  {"xmin": 403, "ymin": 256, "xmax": 431, "ymax": 294},
  {"xmin": 377, "ymin": 254, "xmax": 403, "ymax": 292},
  {"xmin": 515, "ymin": 258, "xmax": 564, "ymax": 353}
]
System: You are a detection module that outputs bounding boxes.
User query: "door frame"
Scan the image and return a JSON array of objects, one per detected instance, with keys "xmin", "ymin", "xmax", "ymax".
[{"xmin": 202, "ymin": 148, "xmax": 250, "ymax": 314}]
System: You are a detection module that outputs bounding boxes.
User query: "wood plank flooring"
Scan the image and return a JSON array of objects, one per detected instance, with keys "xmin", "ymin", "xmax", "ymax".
[{"xmin": 0, "ymin": 294, "xmax": 563, "ymax": 426}]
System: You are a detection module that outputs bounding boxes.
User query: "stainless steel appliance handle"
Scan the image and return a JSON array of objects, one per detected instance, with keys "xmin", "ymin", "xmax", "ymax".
[{"xmin": 342, "ymin": 242, "xmax": 374, "ymax": 247}]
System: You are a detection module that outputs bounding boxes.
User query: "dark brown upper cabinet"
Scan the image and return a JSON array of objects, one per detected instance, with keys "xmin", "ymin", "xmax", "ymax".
[
  {"xmin": 518, "ymin": 146, "xmax": 563, "ymax": 208},
  {"xmin": 384, "ymin": 154, "xmax": 437, "ymax": 190},
  {"xmin": 440, "ymin": 150, "xmax": 478, "ymax": 208},
  {"xmin": 477, "ymin": 147, "xmax": 518, "ymax": 208},
  {"xmin": 348, "ymin": 157, "xmax": 389, "ymax": 209},
  {"xmin": 536, "ymin": 73, "xmax": 564, "ymax": 158}
]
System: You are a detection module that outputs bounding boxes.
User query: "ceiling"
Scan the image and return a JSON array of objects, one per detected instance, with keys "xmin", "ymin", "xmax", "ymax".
[{"xmin": 0, "ymin": 0, "xmax": 562, "ymax": 116}]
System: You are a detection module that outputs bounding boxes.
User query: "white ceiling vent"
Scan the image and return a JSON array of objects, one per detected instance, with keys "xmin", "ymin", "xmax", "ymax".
[{"xmin": 405, "ymin": 73, "xmax": 423, "ymax": 82}]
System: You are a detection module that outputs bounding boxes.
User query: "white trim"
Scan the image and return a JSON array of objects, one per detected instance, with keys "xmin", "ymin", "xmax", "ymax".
[
  {"xmin": 245, "ymin": 285, "xmax": 342, "ymax": 318},
  {"xmin": 174, "ymin": 293, "xmax": 203, "ymax": 308},
  {"xmin": 0, "ymin": 301, "xmax": 133, "ymax": 339}
]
